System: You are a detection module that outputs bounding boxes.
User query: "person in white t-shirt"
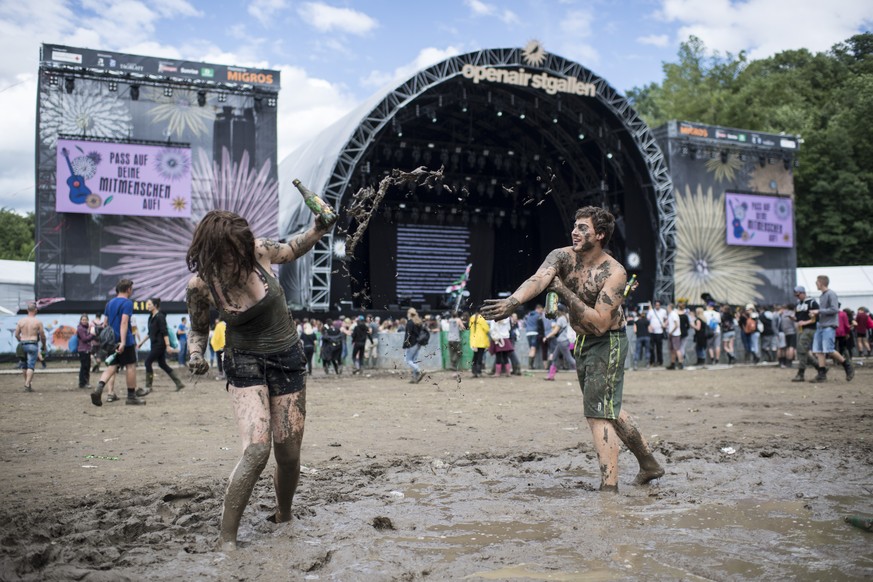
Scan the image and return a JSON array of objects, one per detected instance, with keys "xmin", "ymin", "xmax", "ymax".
[
  {"xmin": 666, "ymin": 303, "xmax": 682, "ymax": 369},
  {"xmin": 646, "ymin": 300, "xmax": 667, "ymax": 366}
]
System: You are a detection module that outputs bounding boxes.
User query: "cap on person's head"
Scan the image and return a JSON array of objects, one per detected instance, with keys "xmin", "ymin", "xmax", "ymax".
[
  {"xmin": 26, "ymin": 301, "xmax": 38, "ymax": 312},
  {"xmin": 745, "ymin": 303, "xmax": 755, "ymax": 310},
  {"xmin": 357, "ymin": 315, "xmax": 365, "ymax": 321},
  {"xmin": 794, "ymin": 286, "xmax": 806, "ymax": 293},
  {"xmin": 707, "ymin": 301, "xmax": 716, "ymax": 307}
]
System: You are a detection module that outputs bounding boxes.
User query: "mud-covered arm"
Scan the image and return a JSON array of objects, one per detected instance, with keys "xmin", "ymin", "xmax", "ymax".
[
  {"xmin": 481, "ymin": 248, "xmax": 570, "ymax": 320},
  {"xmin": 255, "ymin": 214, "xmax": 336, "ymax": 265},
  {"xmin": 186, "ymin": 276, "xmax": 213, "ymax": 374},
  {"xmin": 550, "ymin": 267, "xmax": 627, "ymax": 336}
]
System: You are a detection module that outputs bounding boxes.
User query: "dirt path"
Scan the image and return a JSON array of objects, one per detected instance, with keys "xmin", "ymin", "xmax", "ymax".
[{"xmin": 0, "ymin": 361, "xmax": 871, "ymax": 580}]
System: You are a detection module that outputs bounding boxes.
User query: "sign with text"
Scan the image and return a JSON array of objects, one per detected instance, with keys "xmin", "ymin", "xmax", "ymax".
[
  {"xmin": 725, "ymin": 192, "xmax": 794, "ymax": 248},
  {"xmin": 55, "ymin": 138, "xmax": 192, "ymax": 217}
]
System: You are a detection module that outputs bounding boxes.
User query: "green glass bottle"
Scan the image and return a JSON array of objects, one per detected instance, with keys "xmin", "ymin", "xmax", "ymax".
[{"xmin": 293, "ymin": 179, "xmax": 337, "ymax": 228}]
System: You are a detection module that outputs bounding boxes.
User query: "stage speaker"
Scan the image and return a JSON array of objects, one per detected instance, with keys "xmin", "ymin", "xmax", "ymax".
[{"xmin": 420, "ymin": 303, "xmax": 431, "ymax": 312}]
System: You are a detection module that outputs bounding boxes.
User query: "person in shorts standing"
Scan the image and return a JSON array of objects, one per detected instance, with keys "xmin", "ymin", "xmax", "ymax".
[
  {"xmin": 791, "ymin": 286, "xmax": 819, "ymax": 382},
  {"xmin": 810, "ymin": 275, "xmax": 854, "ymax": 383},
  {"xmin": 481, "ymin": 206, "xmax": 663, "ymax": 492},
  {"xmin": 14, "ymin": 302, "xmax": 47, "ymax": 392}
]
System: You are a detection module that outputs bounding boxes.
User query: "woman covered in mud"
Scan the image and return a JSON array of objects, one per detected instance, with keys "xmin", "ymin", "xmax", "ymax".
[{"xmin": 184, "ymin": 209, "xmax": 336, "ymax": 550}]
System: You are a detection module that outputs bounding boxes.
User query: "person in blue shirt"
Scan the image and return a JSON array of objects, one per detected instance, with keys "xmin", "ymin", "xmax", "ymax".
[
  {"xmin": 177, "ymin": 316, "xmax": 188, "ymax": 366},
  {"xmin": 523, "ymin": 305, "xmax": 545, "ymax": 369},
  {"xmin": 90, "ymin": 278, "xmax": 146, "ymax": 406}
]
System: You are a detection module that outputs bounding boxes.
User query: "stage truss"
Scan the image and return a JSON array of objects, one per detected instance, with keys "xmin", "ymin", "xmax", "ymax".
[{"xmin": 309, "ymin": 48, "xmax": 676, "ymax": 310}]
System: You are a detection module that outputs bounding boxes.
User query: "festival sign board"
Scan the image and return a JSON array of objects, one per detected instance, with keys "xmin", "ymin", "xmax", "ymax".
[
  {"xmin": 55, "ymin": 138, "xmax": 192, "ymax": 217},
  {"xmin": 725, "ymin": 192, "xmax": 794, "ymax": 248}
]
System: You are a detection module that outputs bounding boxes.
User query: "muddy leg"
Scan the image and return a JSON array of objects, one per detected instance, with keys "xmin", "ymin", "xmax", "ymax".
[
  {"xmin": 221, "ymin": 386, "xmax": 271, "ymax": 551},
  {"xmin": 270, "ymin": 390, "xmax": 306, "ymax": 523},
  {"xmin": 587, "ymin": 418, "xmax": 620, "ymax": 491},
  {"xmin": 613, "ymin": 409, "xmax": 664, "ymax": 485}
]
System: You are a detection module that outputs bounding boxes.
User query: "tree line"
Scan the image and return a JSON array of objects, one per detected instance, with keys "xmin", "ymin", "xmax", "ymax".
[{"xmin": 628, "ymin": 33, "xmax": 873, "ymax": 267}]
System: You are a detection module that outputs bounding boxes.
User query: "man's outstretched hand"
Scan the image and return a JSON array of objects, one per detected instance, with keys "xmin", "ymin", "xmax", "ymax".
[{"xmin": 480, "ymin": 297, "xmax": 519, "ymax": 321}]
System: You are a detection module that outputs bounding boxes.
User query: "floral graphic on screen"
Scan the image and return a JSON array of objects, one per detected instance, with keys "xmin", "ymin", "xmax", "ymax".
[
  {"xmin": 674, "ymin": 185, "xmax": 764, "ymax": 305},
  {"xmin": 145, "ymin": 87, "xmax": 215, "ymax": 138},
  {"xmin": 154, "ymin": 148, "xmax": 191, "ymax": 181},
  {"xmin": 101, "ymin": 147, "xmax": 278, "ymax": 300},
  {"xmin": 39, "ymin": 83, "xmax": 132, "ymax": 147}
]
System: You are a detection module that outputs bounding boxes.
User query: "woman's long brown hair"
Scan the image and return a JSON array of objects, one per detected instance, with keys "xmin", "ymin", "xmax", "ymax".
[{"xmin": 186, "ymin": 210, "xmax": 256, "ymax": 288}]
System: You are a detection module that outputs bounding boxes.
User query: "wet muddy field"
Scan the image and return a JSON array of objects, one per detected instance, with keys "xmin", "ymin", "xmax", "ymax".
[{"xmin": 0, "ymin": 361, "xmax": 870, "ymax": 581}]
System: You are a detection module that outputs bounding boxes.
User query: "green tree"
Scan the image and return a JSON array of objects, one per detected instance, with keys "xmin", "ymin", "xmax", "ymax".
[
  {"xmin": 0, "ymin": 209, "xmax": 35, "ymax": 261},
  {"xmin": 629, "ymin": 33, "xmax": 873, "ymax": 266}
]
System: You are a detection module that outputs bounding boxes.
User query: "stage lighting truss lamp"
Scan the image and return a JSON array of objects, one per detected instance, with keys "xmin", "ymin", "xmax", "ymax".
[
  {"xmin": 496, "ymin": 109, "xmax": 503, "ymax": 117},
  {"xmin": 267, "ymin": 97, "xmax": 277, "ymax": 108},
  {"xmin": 108, "ymin": 81, "xmax": 118, "ymax": 92},
  {"xmin": 461, "ymin": 101, "xmax": 468, "ymax": 113},
  {"xmin": 130, "ymin": 85, "xmax": 140, "ymax": 101},
  {"xmin": 217, "ymin": 93, "xmax": 227, "ymax": 103},
  {"xmin": 197, "ymin": 90, "xmax": 207, "ymax": 107},
  {"xmin": 720, "ymin": 150, "xmax": 728, "ymax": 164},
  {"xmin": 163, "ymin": 87, "xmax": 173, "ymax": 98},
  {"xmin": 49, "ymin": 75, "xmax": 59, "ymax": 87},
  {"xmin": 64, "ymin": 77, "xmax": 75, "ymax": 94},
  {"xmin": 606, "ymin": 152, "xmax": 614, "ymax": 159},
  {"xmin": 578, "ymin": 131, "xmax": 585, "ymax": 140}
]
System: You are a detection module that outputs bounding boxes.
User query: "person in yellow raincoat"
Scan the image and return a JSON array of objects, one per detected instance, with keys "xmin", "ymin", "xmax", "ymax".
[
  {"xmin": 468, "ymin": 310, "xmax": 490, "ymax": 378},
  {"xmin": 210, "ymin": 319, "xmax": 227, "ymax": 380}
]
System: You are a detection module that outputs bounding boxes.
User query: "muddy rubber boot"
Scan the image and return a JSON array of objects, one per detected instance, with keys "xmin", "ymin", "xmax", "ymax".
[
  {"xmin": 90, "ymin": 381, "xmax": 105, "ymax": 407},
  {"xmin": 813, "ymin": 368, "xmax": 828, "ymax": 383},
  {"xmin": 145, "ymin": 371, "xmax": 154, "ymax": 388},
  {"xmin": 792, "ymin": 369, "xmax": 805, "ymax": 382},
  {"xmin": 844, "ymin": 360, "xmax": 854, "ymax": 382},
  {"xmin": 169, "ymin": 370, "xmax": 185, "ymax": 391}
]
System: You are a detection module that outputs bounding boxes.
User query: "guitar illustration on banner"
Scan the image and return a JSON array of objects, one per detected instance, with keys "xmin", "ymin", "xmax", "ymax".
[{"xmin": 61, "ymin": 148, "xmax": 104, "ymax": 208}]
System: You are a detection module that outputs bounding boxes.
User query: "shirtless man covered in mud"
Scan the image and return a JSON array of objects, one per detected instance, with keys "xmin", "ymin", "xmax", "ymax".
[
  {"xmin": 14, "ymin": 302, "xmax": 47, "ymax": 392},
  {"xmin": 482, "ymin": 206, "xmax": 664, "ymax": 491}
]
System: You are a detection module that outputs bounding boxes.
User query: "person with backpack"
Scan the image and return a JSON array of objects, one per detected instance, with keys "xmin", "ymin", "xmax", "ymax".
[
  {"xmin": 720, "ymin": 305, "xmax": 737, "ymax": 364},
  {"xmin": 703, "ymin": 302, "xmax": 722, "ymax": 364},
  {"xmin": 760, "ymin": 306, "xmax": 778, "ymax": 363},
  {"xmin": 403, "ymin": 308, "xmax": 426, "ymax": 383},
  {"xmin": 320, "ymin": 319, "xmax": 343, "ymax": 374},
  {"xmin": 90, "ymin": 278, "xmax": 146, "ymax": 406},
  {"xmin": 136, "ymin": 298, "xmax": 184, "ymax": 395},
  {"xmin": 350, "ymin": 315, "xmax": 370, "ymax": 375}
]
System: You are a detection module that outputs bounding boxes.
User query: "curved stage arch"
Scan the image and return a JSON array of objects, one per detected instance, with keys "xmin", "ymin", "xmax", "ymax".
[{"xmin": 279, "ymin": 45, "xmax": 675, "ymax": 312}]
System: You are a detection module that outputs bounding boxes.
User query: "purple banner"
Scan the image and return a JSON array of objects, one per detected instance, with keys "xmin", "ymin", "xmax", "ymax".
[
  {"xmin": 725, "ymin": 192, "xmax": 794, "ymax": 248},
  {"xmin": 56, "ymin": 138, "xmax": 192, "ymax": 217}
]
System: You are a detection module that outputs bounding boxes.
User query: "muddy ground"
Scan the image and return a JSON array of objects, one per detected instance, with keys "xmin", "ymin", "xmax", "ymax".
[{"xmin": 0, "ymin": 359, "xmax": 871, "ymax": 581}]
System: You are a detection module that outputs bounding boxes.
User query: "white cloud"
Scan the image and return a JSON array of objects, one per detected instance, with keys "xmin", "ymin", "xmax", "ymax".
[
  {"xmin": 464, "ymin": 0, "xmax": 519, "ymax": 24},
  {"xmin": 657, "ymin": 0, "xmax": 873, "ymax": 58},
  {"xmin": 637, "ymin": 34, "xmax": 670, "ymax": 47},
  {"xmin": 556, "ymin": 8, "xmax": 599, "ymax": 64},
  {"xmin": 273, "ymin": 65, "xmax": 358, "ymax": 159},
  {"xmin": 297, "ymin": 2, "xmax": 378, "ymax": 35},
  {"xmin": 360, "ymin": 46, "xmax": 463, "ymax": 90},
  {"xmin": 0, "ymin": 73, "xmax": 38, "ymax": 213},
  {"xmin": 248, "ymin": 0, "xmax": 288, "ymax": 26}
]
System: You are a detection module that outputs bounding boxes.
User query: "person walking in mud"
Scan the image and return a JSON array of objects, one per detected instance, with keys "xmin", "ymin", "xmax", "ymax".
[
  {"xmin": 91, "ymin": 279, "xmax": 146, "ymax": 406},
  {"xmin": 14, "ymin": 302, "xmax": 47, "ymax": 392},
  {"xmin": 136, "ymin": 298, "xmax": 184, "ymax": 395},
  {"xmin": 185, "ymin": 208, "xmax": 336, "ymax": 551},
  {"xmin": 481, "ymin": 206, "xmax": 664, "ymax": 492}
]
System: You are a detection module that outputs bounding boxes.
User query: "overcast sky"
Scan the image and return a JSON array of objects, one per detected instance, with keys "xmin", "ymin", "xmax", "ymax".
[{"xmin": 1, "ymin": 0, "xmax": 871, "ymax": 213}]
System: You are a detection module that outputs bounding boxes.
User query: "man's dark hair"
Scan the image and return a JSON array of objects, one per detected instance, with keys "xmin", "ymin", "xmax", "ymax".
[
  {"xmin": 575, "ymin": 206, "xmax": 615, "ymax": 247},
  {"xmin": 187, "ymin": 210, "xmax": 256, "ymax": 287},
  {"xmin": 150, "ymin": 298, "xmax": 162, "ymax": 309},
  {"xmin": 116, "ymin": 279, "xmax": 133, "ymax": 294}
]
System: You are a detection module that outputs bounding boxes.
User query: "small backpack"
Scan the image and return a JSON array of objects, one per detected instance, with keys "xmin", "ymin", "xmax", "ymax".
[
  {"xmin": 98, "ymin": 325, "xmax": 117, "ymax": 354},
  {"xmin": 68, "ymin": 333, "xmax": 79, "ymax": 353},
  {"xmin": 417, "ymin": 325, "xmax": 431, "ymax": 346}
]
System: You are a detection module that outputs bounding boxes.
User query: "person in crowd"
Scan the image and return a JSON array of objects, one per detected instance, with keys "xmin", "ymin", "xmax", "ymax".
[
  {"xmin": 777, "ymin": 304, "xmax": 796, "ymax": 368},
  {"xmin": 14, "ymin": 302, "xmax": 47, "ymax": 393},
  {"xmin": 176, "ymin": 316, "xmax": 188, "ymax": 366},
  {"xmin": 665, "ymin": 303, "xmax": 682, "ymax": 370},
  {"xmin": 445, "ymin": 311, "xmax": 465, "ymax": 371},
  {"xmin": 647, "ymin": 300, "xmax": 667, "ymax": 367},
  {"xmin": 184, "ymin": 208, "xmax": 334, "ymax": 551},
  {"xmin": 210, "ymin": 319, "xmax": 227, "ymax": 381},
  {"xmin": 90, "ymin": 279, "xmax": 145, "ymax": 406},
  {"xmin": 634, "ymin": 305, "xmax": 651, "ymax": 368},
  {"xmin": 468, "ymin": 310, "xmax": 490, "ymax": 378},
  {"xmin": 791, "ymin": 286, "xmax": 819, "ymax": 382},
  {"xmin": 692, "ymin": 306, "xmax": 707, "ymax": 365},
  {"xmin": 702, "ymin": 302, "xmax": 721, "ymax": 365},
  {"xmin": 76, "ymin": 314, "xmax": 97, "ymax": 389},
  {"xmin": 488, "ymin": 315, "xmax": 514, "ymax": 377},
  {"xmin": 835, "ymin": 306, "xmax": 854, "ymax": 361},
  {"xmin": 365, "ymin": 315, "xmax": 381, "ymax": 368},
  {"xmin": 854, "ymin": 307, "xmax": 871, "ymax": 357},
  {"xmin": 351, "ymin": 315, "xmax": 370, "ymax": 375},
  {"xmin": 523, "ymin": 305, "xmax": 544, "ymax": 369},
  {"xmin": 760, "ymin": 306, "xmax": 778, "ymax": 363},
  {"xmin": 543, "ymin": 303, "xmax": 575, "ymax": 380},
  {"xmin": 720, "ymin": 304, "xmax": 737, "ymax": 364},
  {"xmin": 810, "ymin": 275, "xmax": 854, "ymax": 382},
  {"xmin": 481, "ymin": 206, "xmax": 663, "ymax": 492},
  {"xmin": 300, "ymin": 322, "xmax": 317, "ymax": 375},
  {"xmin": 403, "ymin": 308, "xmax": 425, "ymax": 383},
  {"xmin": 137, "ymin": 298, "xmax": 184, "ymax": 395},
  {"xmin": 321, "ymin": 319, "xmax": 344, "ymax": 374}
]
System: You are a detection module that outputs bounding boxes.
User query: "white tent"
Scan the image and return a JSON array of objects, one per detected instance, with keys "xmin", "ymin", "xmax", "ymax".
[
  {"xmin": 796, "ymin": 266, "xmax": 873, "ymax": 311},
  {"xmin": 0, "ymin": 259, "xmax": 34, "ymax": 313}
]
